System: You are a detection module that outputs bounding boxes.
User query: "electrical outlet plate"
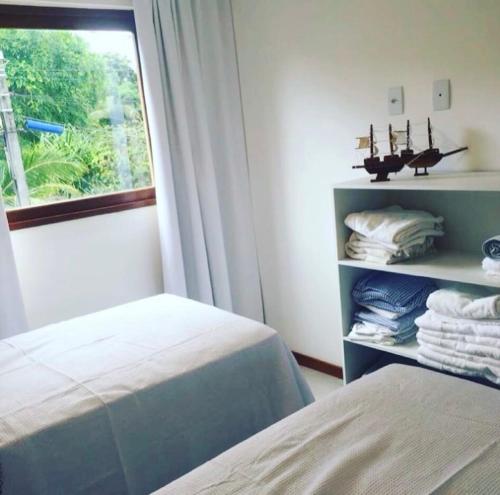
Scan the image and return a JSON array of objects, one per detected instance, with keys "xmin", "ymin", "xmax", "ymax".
[
  {"xmin": 388, "ymin": 86, "xmax": 404, "ymax": 115},
  {"xmin": 433, "ymin": 79, "xmax": 450, "ymax": 111}
]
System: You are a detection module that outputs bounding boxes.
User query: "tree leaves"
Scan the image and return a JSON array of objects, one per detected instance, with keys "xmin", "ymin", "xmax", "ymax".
[{"xmin": 0, "ymin": 29, "xmax": 152, "ymax": 208}]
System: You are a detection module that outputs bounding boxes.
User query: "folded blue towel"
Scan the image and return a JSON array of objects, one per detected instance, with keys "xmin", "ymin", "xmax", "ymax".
[
  {"xmin": 482, "ymin": 235, "xmax": 500, "ymax": 260},
  {"xmin": 354, "ymin": 306, "xmax": 425, "ymax": 334},
  {"xmin": 352, "ymin": 272, "xmax": 436, "ymax": 315}
]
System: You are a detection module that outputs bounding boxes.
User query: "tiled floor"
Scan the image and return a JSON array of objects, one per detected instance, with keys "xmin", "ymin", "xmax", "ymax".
[{"xmin": 300, "ymin": 366, "xmax": 343, "ymax": 400}]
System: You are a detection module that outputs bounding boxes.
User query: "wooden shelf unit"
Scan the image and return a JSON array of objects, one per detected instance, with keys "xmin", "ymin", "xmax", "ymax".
[{"xmin": 334, "ymin": 172, "xmax": 500, "ymax": 384}]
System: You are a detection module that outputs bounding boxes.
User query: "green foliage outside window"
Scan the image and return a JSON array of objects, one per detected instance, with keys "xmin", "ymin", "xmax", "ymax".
[{"xmin": 0, "ymin": 29, "xmax": 152, "ymax": 208}]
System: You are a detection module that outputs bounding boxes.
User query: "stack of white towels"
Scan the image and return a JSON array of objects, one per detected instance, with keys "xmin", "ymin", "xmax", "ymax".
[
  {"xmin": 416, "ymin": 288, "xmax": 500, "ymax": 385},
  {"xmin": 344, "ymin": 205, "xmax": 444, "ymax": 264},
  {"xmin": 482, "ymin": 235, "xmax": 500, "ymax": 278}
]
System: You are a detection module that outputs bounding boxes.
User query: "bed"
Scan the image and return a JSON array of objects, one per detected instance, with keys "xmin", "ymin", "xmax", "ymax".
[
  {"xmin": 156, "ymin": 364, "xmax": 500, "ymax": 495},
  {"xmin": 0, "ymin": 294, "xmax": 313, "ymax": 495}
]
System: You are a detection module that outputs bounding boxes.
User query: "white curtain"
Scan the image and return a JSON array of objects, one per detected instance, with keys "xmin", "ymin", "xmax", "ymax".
[
  {"xmin": 134, "ymin": 0, "xmax": 264, "ymax": 321},
  {"xmin": 0, "ymin": 201, "xmax": 28, "ymax": 338}
]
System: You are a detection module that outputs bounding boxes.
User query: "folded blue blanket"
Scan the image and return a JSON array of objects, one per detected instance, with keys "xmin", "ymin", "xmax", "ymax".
[
  {"xmin": 352, "ymin": 272, "xmax": 436, "ymax": 315},
  {"xmin": 354, "ymin": 306, "xmax": 425, "ymax": 334},
  {"xmin": 482, "ymin": 235, "xmax": 500, "ymax": 260}
]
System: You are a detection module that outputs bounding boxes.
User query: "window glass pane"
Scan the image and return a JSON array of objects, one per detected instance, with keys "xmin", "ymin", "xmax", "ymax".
[{"xmin": 0, "ymin": 28, "xmax": 152, "ymax": 209}]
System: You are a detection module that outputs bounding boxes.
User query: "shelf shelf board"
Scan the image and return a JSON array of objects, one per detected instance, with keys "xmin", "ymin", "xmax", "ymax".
[
  {"xmin": 334, "ymin": 171, "xmax": 500, "ymax": 192},
  {"xmin": 338, "ymin": 250, "xmax": 500, "ymax": 288},
  {"xmin": 343, "ymin": 336, "xmax": 419, "ymax": 360}
]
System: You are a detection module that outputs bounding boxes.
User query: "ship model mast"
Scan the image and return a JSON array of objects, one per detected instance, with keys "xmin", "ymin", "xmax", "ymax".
[
  {"xmin": 405, "ymin": 118, "xmax": 468, "ymax": 176},
  {"xmin": 353, "ymin": 123, "xmax": 404, "ymax": 182},
  {"xmin": 353, "ymin": 118, "xmax": 468, "ymax": 181},
  {"xmin": 400, "ymin": 119, "xmax": 414, "ymax": 164}
]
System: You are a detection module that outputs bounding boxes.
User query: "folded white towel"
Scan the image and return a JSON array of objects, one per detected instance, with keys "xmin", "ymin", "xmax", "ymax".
[
  {"xmin": 418, "ymin": 327, "xmax": 500, "ymax": 350},
  {"xmin": 348, "ymin": 231, "xmax": 441, "ymax": 254},
  {"xmin": 417, "ymin": 352, "xmax": 492, "ymax": 382},
  {"xmin": 343, "ymin": 247, "xmax": 395, "ymax": 264},
  {"xmin": 482, "ymin": 257, "xmax": 500, "ymax": 278},
  {"xmin": 482, "ymin": 257, "xmax": 500, "ymax": 272},
  {"xmin": 344, "ymin": 205, "xmax": 444, "ymax": 246},
  {"xmin": 418, "ymin": 338, "xmax": 500, "ymax": 368},
  {"xmin": 348, "ymin": 322, "xmax": 417, "ymax": 346},
  {"xmin": 345, "ymin": 234, "xmax": 435, "ymax": 265},
  {"xmin": 345, "ymin": 236, "xmax": 396, "ymax": 259},
  {"xmin": 351, "ymin": 321, "xmax": 399, "ymax": 336},
  {"xmin": 416, "ymin": 310, "xmax": 500, "ymax": 338},
  {"xmin": 418, "ymin": 343, "xmax": 500, "ymax": 384},
  {"xmin": 348, "ymin": 229, "xmax": 443, "ymax": 255},
  {"xmin": 417, "ymin": 329, "xmax": 500, "ymax": 360},
  {"xmin": 426, "ymin": 288, "xmax": 500, "ymax": 320},
  {"xmin": 348, "ymin": 322, "xmax": 396, "ymax": 345},
  {"xmin": 344, "ymin": 246, "xmax": 402, "ymax": 265},
  {"xmin": 484, "ymin": 272, "xmax": 500, "ymax": 279},
  {"xmin": 359, "ymin": 304, "xmax": 400, "ymax": 320}
]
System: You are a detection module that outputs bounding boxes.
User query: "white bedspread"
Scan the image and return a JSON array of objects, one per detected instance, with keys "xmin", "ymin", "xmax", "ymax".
[
  {"xmin": 157, "ymin": 365, "xmax": 500, "ymax": 495},
  {"xmin": 0, "ymin": 294, "xmax": 312, "ymax": 494}
]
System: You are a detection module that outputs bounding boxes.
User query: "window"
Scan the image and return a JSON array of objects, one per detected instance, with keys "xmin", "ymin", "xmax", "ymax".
[{"xmin": 0, "ymin": 6, "xmax": 155, "ymax": 229}]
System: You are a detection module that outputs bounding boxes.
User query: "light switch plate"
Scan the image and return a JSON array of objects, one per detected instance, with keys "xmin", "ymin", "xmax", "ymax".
[
  {"xmin": 388, "ymin": 86, "xmax": 404, "ymax": 115},
  {"xmin": 433, "ymin": 79, "xmax": 450, "ymax": 111}
]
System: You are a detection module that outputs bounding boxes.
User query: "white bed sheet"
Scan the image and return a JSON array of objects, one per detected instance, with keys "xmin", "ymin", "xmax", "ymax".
[
  {"xmin": 0, "ymin": 294, "xmax": 312, "ymax": 494},
  {"xmin": 157, "ymin": 364, "xmax": 500, "ymax": 495}
]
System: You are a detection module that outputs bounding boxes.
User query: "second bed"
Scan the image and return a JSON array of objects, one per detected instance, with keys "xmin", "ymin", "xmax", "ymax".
[{"xmin": 157, "ymin": 364, "xmax": 500, "ymax": 495}]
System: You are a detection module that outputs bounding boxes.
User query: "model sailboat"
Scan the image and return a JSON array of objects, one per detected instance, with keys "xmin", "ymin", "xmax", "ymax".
[
  {"xmin": 404, "ymin": 118, "xmax": 468, "ymax": 176},
  {"xmin": 353, "ymin": 118, "xmax": 468, "ymax": 181},
  {"xmin": 353, "ymin": 124, "xmax": 405, "ymax": 182}
]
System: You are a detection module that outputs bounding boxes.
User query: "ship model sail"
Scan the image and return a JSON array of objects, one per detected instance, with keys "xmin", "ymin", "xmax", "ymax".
[
  {"xmin": 404, "ymin": 118, "xmax": 468, "ymax": 176},
  {"xmin": 353, "ymin": 124, "xmax": 405, "ymax": 182},
  {"xmin": 353, "ymin": 118, "xmax": 468, "ymax": 182}
]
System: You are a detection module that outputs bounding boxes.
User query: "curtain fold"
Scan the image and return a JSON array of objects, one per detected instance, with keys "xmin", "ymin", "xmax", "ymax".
[
  {"xmin": 134, "ymin": 0, "xmax": 264, "ymax": 321},
  {"xmin": 0, "ymin": 200, "xmax": 28, "ymax": 338}
]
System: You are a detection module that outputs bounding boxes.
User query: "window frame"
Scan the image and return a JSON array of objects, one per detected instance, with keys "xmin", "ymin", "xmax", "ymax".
[{"xmin": 0, "ymin": 5, "xmax": 156, "ymax": 230}]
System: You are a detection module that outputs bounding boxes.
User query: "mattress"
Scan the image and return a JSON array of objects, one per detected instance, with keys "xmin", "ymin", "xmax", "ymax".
[
  {"xmin": 0, "ymin": 294, "xmax": 313, "ymax": 494},
  {"xmin": 157, "ymin": 364, "xmax": 500, "ymax": 495}
]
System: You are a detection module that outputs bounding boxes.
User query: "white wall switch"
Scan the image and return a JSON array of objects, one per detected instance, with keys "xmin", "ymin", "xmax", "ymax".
[
  {"xmin": 388, "ymin": 86, "xmax": 404, "ymax": 115},
  {"xmin": 433, "ymin": 79, "xmax": 450, "ymax": 111}
]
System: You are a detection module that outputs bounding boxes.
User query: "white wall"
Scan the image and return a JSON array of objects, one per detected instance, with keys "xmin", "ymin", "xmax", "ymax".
[
  {"xmin": 232, "ymin": 0, "xmax": 500, "ymax": 365},
  {"xmin": 4, "ymin": 0, "xmax": 161, "ymax": 328},
  {"xmin": 11, "ymin": 206, "xmax": 163, "ymax": 329}
]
